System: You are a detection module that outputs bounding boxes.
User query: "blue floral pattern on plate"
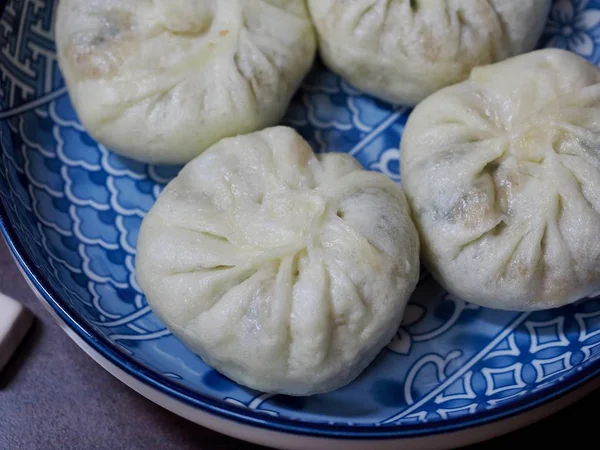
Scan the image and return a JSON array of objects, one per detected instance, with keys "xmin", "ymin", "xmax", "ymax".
[{"xmin": 1, "ymin": 0, "xmax": 600, "ymax": 436}]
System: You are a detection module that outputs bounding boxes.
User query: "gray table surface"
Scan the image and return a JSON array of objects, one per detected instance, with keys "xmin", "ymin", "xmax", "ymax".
[{"xmin": 0, "ymin": 237, "xmax": 597, "ymax": 450}]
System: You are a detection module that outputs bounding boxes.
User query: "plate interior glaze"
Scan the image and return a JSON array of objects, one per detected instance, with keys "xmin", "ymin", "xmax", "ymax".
[{"xmin": 2, "ymin": 0, "xmax": 600, "ymax": 438}]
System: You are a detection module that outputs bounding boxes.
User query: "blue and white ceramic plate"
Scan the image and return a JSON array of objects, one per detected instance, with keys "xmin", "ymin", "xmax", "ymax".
[{"xmin": 2, "ymin": 1, "xmax": 600, "ymax": 449}]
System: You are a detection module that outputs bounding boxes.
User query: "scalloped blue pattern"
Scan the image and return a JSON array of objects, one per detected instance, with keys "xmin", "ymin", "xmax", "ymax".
[{"xmin": 1, "ymin": 0, "xmax": 600, "ymax": 435}]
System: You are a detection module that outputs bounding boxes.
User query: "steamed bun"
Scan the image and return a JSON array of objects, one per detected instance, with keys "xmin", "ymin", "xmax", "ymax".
[
  {"xmin": 307, "ymin": 0, "xmax": 551, "ymax": 106},
  {"xmin": 401, "ymin": 49, "xmax": 600, "ymax": 311},
  {"xmin": 55, "ymin": 0, "xmax": 316, "ymax": 164},
  {"xmin": 136, "ymin": 126, "xmax": 420, "ymax": 395}
]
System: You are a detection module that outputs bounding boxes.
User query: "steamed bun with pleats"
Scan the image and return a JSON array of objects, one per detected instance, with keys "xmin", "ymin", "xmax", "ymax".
[
  {"xmin": 401, "ymin": 49, "xmax": 600, "ymax": 311},
  {"xmin": 55, "ymin": 0, "xmax": 316, "ymax": 164},
  {"xmin": 307, "ymin": 0, "xmax": 551, "ymax": 106},
  {"xmin": 136, "ymin": 126, "xmax": 420, "ymax": 395}
]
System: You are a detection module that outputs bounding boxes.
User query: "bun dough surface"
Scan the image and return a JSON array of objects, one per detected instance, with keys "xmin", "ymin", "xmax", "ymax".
[
  {"xmin": 307, "ymin": 0, "xmax": 551, "ymax": 106},
  {"xmin": 55, "ymin": 0, "xmax": 316, "ymax": 164},
  {"xmin": 401, "ymin": 49, "xmax": 600, "ymax": 311},
  {"xmin": 136, "ymin": 126, "xmax": 420, "ymax": 395}
]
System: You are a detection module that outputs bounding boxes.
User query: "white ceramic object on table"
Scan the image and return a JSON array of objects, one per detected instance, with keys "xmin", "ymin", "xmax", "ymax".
[{"xmin": 0, "ymin": 291, "xmax": 32, "ymax": 373}]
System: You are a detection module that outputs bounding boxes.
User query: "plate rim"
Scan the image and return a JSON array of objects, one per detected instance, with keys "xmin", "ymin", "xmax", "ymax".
[
  {"xmin": 23, "ymin": 277, "xmax": 600, "ymax": 450},
  {"xmin": 1, "ymin": 170, "xmax": 600, "ymax": 439}
]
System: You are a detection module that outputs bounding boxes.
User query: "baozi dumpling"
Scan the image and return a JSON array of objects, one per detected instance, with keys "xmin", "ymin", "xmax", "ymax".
[
  {"xmin": 55, "ymin": 0, "xmax": 316, "ymax": 164},
  {"xmin": 136, "ymin": 126, "xmax": 420, "ymax": 395},
  {"xmin": 307, "ymin": 0, "xmax": 551, "ymax": 106},
  {"xmin": 401, "ymin": 49, "xmax": 600, "ymax": 311}
]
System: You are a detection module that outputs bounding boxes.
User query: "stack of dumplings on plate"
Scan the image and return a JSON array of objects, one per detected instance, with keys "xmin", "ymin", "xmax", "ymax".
[{"xmin": 55, "ymin": 0, "xmax": 600, "ymax": 395}]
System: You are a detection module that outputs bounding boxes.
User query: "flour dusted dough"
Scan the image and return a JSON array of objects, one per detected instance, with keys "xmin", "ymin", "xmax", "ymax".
[
  {"xmin": 401, "ymin": 49, "xmax": 600, "ymax": 311},
  {"xmin": 308, "ymin": 0, "xmax": 551, "ymax": 106},
  {"xmin": 55, "ymin": 0, "xmax": 316, "ymax": 164},
  {"xmin": 136, "ymin": 126, "xmax": 420, "ymax": 395}
]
